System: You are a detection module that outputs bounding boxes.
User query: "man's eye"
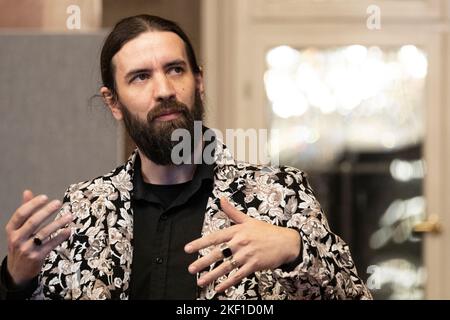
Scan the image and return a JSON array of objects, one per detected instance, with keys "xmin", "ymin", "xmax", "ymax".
[
  {"xmin": 170, "ymin": 67, "xmax": 184, "ymax": 75},
  {"xmin": 131, "ymin": 73, "xmax": 149, "ymax": 82}
]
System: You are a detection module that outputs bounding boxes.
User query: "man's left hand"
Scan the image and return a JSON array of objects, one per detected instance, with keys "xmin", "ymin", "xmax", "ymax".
[{"xmin": 184, "ymin": 197, "xmax": 301, "ymax": 293}]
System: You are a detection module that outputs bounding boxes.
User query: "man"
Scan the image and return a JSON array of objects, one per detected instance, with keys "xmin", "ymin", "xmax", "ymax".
[{"xmin": 0, "ymin": 15, "xmax": 372, "ymax": 300}]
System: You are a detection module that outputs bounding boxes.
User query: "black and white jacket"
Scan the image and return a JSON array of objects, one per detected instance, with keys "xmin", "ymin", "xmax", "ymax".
[{"xmin": 32, "ymin": 143, "xmax": 372, "ymax": 300}]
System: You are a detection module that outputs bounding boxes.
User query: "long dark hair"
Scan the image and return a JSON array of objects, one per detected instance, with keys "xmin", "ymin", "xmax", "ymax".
[{"xmin": 100, "ymin": 14, "xmax": 200, "ymax": 100}]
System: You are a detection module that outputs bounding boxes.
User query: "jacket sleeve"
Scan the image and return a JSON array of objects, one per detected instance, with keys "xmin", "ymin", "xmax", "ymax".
[
  {"xmin": 0, "ymin": 186, "xmax": 72, "ymax": 301},
  {"xmin": 29, "ymin": 188, "xmax": 73, "ymax": 300},
  {"xmin": 272, "ymin": 169, "xmax": 373, "ymax": 300},
  {"xmin": 0, "ymin": 256, "xmax": 39, "ymax": 300}
]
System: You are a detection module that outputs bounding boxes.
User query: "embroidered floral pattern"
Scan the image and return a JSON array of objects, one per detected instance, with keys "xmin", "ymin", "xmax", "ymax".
[{"xmin": 32, "ymin": 143, "xmax": 372, "ymax": 300}]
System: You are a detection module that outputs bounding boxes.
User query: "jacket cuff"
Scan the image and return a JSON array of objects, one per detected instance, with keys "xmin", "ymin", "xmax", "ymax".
[
  {"xmin": 0, "ymin": 256, "xmax": 38, "ymax": 300},
  {"xmin": 279, "ymin": 228, "xmax": 303, "ymax": 272}
]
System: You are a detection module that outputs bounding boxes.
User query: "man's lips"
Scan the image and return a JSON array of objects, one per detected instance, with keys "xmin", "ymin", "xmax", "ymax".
[{"xmin": 154, "ymin": 111, "xmax": 182, "ymax": 121}]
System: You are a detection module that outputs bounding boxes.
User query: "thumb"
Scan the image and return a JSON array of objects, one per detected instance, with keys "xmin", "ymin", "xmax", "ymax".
[
  {"xmin": 22, "ymin": 189, "xmax": 34, "ymax": 204},
  {"xmin": 220, "ymin": 197, "xmax": 248, "ymax": 224}
]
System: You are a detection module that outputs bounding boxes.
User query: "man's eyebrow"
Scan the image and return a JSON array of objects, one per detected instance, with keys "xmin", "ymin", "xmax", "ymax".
[
  {"xmin": 125, "ymin": 68, "xmax": 151, "ymax": 80},
  {"xmin": 164, "ymin": 59, "xmax": 188, "ymax": 69},
  {"xmin": 124, "ymin": 60, "xmax": 188, "ymax": 80}
]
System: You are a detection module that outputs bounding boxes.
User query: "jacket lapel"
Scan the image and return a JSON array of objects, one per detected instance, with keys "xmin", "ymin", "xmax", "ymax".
[
  {"xmin": 197, "ymin": 143, "xmax": 250, "ymax": 299},
  {"xmin": 81, "ymin": 143, "xmax": 246, "ymax": 300}
]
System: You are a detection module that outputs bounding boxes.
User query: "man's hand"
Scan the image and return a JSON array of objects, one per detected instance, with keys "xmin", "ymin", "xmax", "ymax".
[
  {"xmin": 184, "ymin": 197, "xmax": 301, "ymax": 293},
  {"xmin": 5, "ymin": 190, "xmax": 73, "ymax": 287}
]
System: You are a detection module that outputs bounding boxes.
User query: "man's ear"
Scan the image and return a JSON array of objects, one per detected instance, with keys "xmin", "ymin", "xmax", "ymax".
[
  {"xmin": 195, "ymin": 67, "xmax": 205, "ymax": 101},
  {"xmin": 100, "ymin": 87, "xmax": 123, "ymax": 120}
]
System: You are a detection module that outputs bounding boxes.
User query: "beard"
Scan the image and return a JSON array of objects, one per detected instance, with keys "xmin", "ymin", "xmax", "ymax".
[{"xmin": 120, "ymin": 90, "xmax": 204, "ymax": 165}]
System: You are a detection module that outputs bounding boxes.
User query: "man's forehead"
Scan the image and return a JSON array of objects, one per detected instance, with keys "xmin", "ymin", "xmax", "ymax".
[{"xmin": 113, "ymin": 31, "xmax": 188, "ymax": 72}]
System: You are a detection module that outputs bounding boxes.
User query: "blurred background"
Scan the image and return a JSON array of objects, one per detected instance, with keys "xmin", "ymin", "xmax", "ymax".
[{"xmin": 0, "ymin": 0, "xmax": 449, "ymax": 299}]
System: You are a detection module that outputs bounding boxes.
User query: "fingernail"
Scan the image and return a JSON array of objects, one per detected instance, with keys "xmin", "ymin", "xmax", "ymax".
[
  {"xmin": 188, "ymin": 265, "xmax": 196, "ymax": 274},
  {"xmin": 53, "ymin": 200, "xmax": 61, "ymax": 207},
  {"xmin": 184, "ymin": 244, "xmax": 192, "ymax": 253},
  {"xmin": 198, "ymin": 279, "xmax": 205, "ymax": 286},
  {"xmin": 41, "ymin": 194, "xmax": 48, "ymax": 201}
]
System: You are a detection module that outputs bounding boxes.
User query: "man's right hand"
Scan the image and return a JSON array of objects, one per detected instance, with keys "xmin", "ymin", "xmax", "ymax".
[{"xmin": 4, "ymin": 190, "xmax": 73, "ymax": 287}]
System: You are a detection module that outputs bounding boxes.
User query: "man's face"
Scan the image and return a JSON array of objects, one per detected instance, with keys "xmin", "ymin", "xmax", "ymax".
[{"xmin": 105, "ymin": 31, "xmax": 205, "ymax": 165}]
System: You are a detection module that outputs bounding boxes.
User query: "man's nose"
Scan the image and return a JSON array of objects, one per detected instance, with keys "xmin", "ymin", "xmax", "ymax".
[{"xmin": 154, "ymin": 74, "xmax": 176, "ymax": 102}]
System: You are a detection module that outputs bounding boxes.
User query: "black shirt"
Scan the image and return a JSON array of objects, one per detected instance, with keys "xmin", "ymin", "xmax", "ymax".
[{"xmin": 129, "ymin": 154, "xmax": 215, "ymax": 299}]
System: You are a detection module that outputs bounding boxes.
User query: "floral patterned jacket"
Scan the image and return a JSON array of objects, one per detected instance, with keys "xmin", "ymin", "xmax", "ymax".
[{"xmin": 31, "ymin": 143, "xmax": 372, "ymax": 300}]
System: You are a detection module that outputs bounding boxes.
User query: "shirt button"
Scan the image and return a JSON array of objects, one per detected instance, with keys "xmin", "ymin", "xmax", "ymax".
[{"xmin": 155, "ymin": 257, "xmax": 163, "ymax": 264}]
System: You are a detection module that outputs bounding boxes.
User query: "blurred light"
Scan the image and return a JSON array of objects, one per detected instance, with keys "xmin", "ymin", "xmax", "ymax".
[
  {"xmin": 398, "ymin": 45, "xmax": 428, "ymax": 79},
  {"xmin": 386, "ymin": 62, "xmax": 403, "ymax": 82},
  {"xmin": 264, "ymin": 69, "xmax": 293, "ymax": 102},
  {"xmin": 306, "ymin": 85, "xmax": 337, "ymax": 114},
  {"xmin": 296, "ymin": 63, "xmax": 320, "ymax": 92},
  {"xmin": 325, "ymin": 66, "xmax": 363, "ymax": 112},
  {"xmin": 370, "ymin": 227, "xmax": 393, "ymax": 249},
  {"xmin": 405, "ymin": 196, "xmax": 425, "ymax": 217},
  {"xmin": 368, "ymin": 259, "xmax": 425, "ymax": 299},
  {"xmin": 295, "ymin": 126, "xmax": 320, "ymax": 144},
  {"xmin": 344, "ymin": 45, "xmax": 367, "ymax": 64},
  {"xmin": 271, "ymin": 93, "xmax": 309, "ymax": 119},
  {"xmin": 380, "ymin": 199, "xmax": 405, "ymax": 227},
  {"xmin": 390, "ymin": 159, "xmax": 425, "ymax": 181},
  {"xmin": 265, "ymin": 44, "xmax": 427, "ymax": 166},
  {"xmin": 335, "ymin": 85, "xmax": 362, "ymax": 111},
  {"xmin": 265, "ymin": 68, "xmax": 310, "ymax": 118},
  {"xmin": 266, "ymin": 45, "xmax": 301, "ymax": 69},
  {"xmin": 368, "ymin": 46, "xmax": 383, "ymax": 60},
  {"xmin": 361, "ymin": 56, "xmax": 386, "ymax": 99},
  {"xmin": 370, "ymin": 196, "xmax": 425, "ymax": 249}
]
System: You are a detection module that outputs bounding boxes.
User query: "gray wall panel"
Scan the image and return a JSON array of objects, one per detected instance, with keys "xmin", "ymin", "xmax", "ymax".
[{"xmin": 0, "ymin": 33, "xmax": 122, "ymax": 258}]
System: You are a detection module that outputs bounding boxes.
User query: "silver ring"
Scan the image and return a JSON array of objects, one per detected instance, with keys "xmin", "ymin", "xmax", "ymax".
[{"xmin": 230, "ymin": 259, "xmax": 239, "ymax": 269}]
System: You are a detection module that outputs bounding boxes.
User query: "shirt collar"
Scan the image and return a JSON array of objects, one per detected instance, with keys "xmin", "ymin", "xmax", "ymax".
[{"xmin": 132, "ymin": 151, "xmax": 215, "ymax": 203}]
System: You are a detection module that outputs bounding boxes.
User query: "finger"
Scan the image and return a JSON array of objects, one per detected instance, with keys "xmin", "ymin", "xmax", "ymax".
[
  {"xmin": 40, "ymin": 228, "xmax": 72, "ymax": 257},
  {"xmin": 22, "ymin": 190, "xmax": 34, "ymax": 204},
  {"xmin": 184, "ymin": 226, "xmax": 236, "ymax": 254},
  {"xmin": 215, "ymin": 263, "xmax": 253, "ymax": 293},
  {"xmin": 197, "ymin": 259, "xmax": 236, "ymax": 288},
  {"xmin": 220, "ymin": 198, "xmax": 249, "ymax": 224},
  {"xmin": 188, "ymin": 245, "xmax": 229, "ymax": 274},
  {"xmin": 17, "ymin": 199, "xmax": 62, "ymax": 240},
  {"xmin": 34, "ymin": 213, "xmax": 73, "ymax": 244},
  {"xmin": 197, "ymin": 254, "xmax": 245, "ymax": 288},
  {"xmin": 8, "ymin": 194, "xmax": 49, "ymax": 230}
]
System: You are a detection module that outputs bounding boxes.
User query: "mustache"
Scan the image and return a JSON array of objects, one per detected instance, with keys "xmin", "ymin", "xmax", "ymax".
[{"xmin": 147, "ymin": 99, "xmax": 190, "ymax": 122}]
